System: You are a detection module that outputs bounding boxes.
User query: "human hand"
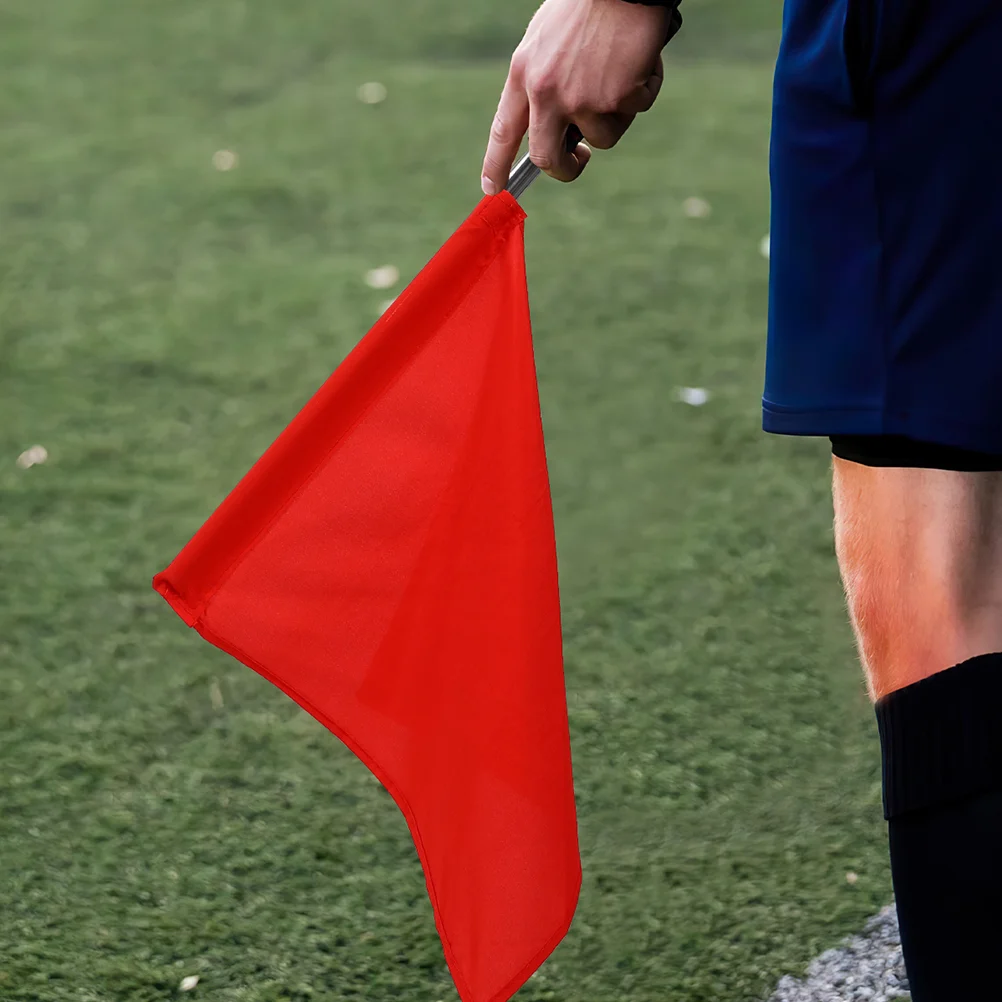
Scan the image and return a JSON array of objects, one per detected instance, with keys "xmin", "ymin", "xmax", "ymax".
[{"xmin": 481, "ymin": 0, "xmax": 670, "ymax": 195}]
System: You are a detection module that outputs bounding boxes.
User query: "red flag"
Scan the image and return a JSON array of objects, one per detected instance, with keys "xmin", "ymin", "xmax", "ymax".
[{"xmin": 153, "ymin": 190, "xmax": 581, "ymax": 1002}]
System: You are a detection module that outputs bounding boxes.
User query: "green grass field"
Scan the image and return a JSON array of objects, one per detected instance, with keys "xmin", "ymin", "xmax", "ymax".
[{"xmin": 0, "ymin": 1, "xmax": 895, "ymax": 999}]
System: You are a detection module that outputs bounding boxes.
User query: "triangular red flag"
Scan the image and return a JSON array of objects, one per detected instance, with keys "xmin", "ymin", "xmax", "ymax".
[{"xmin": 153, "ymin": 190, "xmax": 581, "ymax": 1002}]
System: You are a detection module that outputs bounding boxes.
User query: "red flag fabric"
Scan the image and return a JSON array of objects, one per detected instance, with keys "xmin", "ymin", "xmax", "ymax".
[{"xmin": 153, "ymin": 191, "xmax": 581, "ymax": 1002}]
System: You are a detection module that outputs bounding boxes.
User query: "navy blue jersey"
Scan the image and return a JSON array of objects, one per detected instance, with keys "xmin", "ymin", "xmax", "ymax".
[{"xmin": 763, "ymin": 0, "xmax": 1002, "ymax": 452}]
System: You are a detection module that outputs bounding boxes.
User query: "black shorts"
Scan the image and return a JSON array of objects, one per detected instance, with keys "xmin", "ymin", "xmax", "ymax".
[
  {"xmin": 765, "ymin": 2, "xmax": 1002, "ymax": 455},
  {"xmin": 830, "ymin": 435, "xmax": 1002, "ymax": 472}
]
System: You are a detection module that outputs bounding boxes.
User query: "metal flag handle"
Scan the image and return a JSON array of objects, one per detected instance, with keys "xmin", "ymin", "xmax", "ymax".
[{"xmin": 505, "ymin": 123, "xmax": 585, "ymax": 200}]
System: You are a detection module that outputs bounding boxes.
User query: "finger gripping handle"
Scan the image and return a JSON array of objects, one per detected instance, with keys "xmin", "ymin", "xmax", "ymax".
[{"xmin": 505, "ymin": 122, "xmax": 585, "ymax": 200}]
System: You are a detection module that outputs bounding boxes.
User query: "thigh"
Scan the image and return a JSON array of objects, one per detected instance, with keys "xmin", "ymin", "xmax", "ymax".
[{"xmin": 832, "ymin": 456, "xmax": 1002, "ymax": 702}]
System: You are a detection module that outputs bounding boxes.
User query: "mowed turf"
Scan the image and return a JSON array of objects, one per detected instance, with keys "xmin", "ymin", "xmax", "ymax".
[{"xmin": 0, "ymin": 1, "xmax": 893, "ymax": 1000}]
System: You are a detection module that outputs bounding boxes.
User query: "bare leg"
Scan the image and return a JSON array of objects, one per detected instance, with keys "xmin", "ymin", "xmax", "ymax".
[
  {"xmin": 832, "ymin": 455, "xmax": 1002, "ymax": 1001},
  {"xmin": 831, "ymin": 457, "xmax": 1002, "ymax": 702}
]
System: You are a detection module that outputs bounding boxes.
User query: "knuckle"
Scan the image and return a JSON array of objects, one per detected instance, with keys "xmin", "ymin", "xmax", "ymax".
[
  {"xmin": 526, "ymin": 72, "xmax": 557, "ymax": 98},
  {"xmin": 489, "ymin": 115, "xmax": 511, "ymax": 145}
]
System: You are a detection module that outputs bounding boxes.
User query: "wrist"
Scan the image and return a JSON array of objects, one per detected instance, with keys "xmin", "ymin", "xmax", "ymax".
[{"xmin": 616, "ymin": 0, "xmax": 682, "ymax": 45}]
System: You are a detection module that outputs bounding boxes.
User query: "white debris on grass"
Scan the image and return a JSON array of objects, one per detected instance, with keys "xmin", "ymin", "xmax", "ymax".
[
  {"xmin": 677, "ymin": 387, "xmax": 710, "ymax": 406},
  {"xmin": 180, "ymin": 974, "xmax": 200, "ymax": 991},
  {"xmin": 760, "ymin": 233, "xmax": 771, "ymax": 259},
  {"xmin": 212, "ymin": 150, "xmax": 238, "ymax": 171},
  {"xmin": 683, "ymin": 196, "xmax": 711, "ymax": 218},
  {"xmin": 17, "ymin": 445, "xmax": 48, "ymax": 469},
  {"xmin": 357, "ymin": 81, "xmax": 387, "ymax": 105},
  {"xmin": 365, "ymin": 265, "xmax": 399, "ymax": 289},
  {"xmin": 766, "ymin": 903, "xmax": 911, "ymax": 1002}
]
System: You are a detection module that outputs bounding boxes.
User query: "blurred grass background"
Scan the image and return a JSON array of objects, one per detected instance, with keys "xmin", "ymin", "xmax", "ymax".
[{"xmin": 0, "ymin": 1, "xmax": 894, "ymax": 1000}]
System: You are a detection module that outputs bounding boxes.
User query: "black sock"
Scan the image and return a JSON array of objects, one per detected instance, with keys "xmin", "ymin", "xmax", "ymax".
[{"xmin": 876, "ymin": 652, "xmax": 1002, "ymax": 1001}]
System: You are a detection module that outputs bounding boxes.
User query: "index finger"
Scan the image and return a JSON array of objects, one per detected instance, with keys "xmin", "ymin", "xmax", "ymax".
[{"xmin": 481, "ymin": 69, "xmax": 530, "ymax": 196}]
